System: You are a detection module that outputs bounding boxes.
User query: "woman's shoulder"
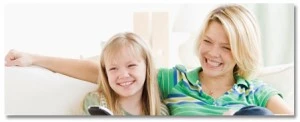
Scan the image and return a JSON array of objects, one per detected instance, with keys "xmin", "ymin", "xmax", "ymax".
[
  {"xmin": 240, "ymin": 77, "xmax": 279, "ymax": 94},
  {"xmin": 158, "ymin": 64, "xmax": 190, "ymax": 74},
  {"xmin": 247, "ymin": 78, "xmax": 267, "ymax": 87},
  {"xmin": 234, "ymin": 75, "xmax": 277, "ymax": 94},
  {"xmin": 236, "ymin": 75, "xmax": 266, "ymax": 87}
]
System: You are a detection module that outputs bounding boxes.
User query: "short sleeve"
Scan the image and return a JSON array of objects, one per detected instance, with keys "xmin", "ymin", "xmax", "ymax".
[
  {"xmin": 82, "ymin": 91, "xmax": 103, "ymax": 115},
  {"xmin": 253, "ymin": 81, "xmax": 282, "ymax": 107},
  {"xmin": 159, "ymin": 103, "xmax": 169, "ymax": 115},
  {"xmin": 157, "ymin": 68, "xmax": 176, "ymax": 99}
]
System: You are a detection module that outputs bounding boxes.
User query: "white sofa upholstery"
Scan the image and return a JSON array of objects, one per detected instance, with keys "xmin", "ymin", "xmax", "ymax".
[
  {"xmin": 5, "ymin": 66, "xmax": 98, "ymax": 115},
  {"xmin": 4, "ymin": 64, "xmax": 294, "ymax": 115}
]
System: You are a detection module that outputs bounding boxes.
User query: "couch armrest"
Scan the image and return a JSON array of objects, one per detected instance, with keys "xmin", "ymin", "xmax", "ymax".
[{"xmin": 5, "ymin": 66, "xmax": 98, "ymax": 115}]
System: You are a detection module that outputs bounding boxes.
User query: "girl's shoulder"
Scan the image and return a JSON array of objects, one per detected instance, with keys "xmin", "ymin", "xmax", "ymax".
[
  {"xmin": 160, "ymin": 102, "xmax": 169, "ymax": 115},
  {"xmin": 83, "ymin": 91, "xmax": 108, "ymax": 108},
  {"xmin": 82, "ymin": 91, "xmax": 109, "ymax": 115}
]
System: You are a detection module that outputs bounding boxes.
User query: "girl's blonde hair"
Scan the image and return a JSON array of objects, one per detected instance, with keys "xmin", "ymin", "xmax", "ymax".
[
  {"xmin": 196, "ymin": 4, "xmax": 262, "ymax": 80},
  {"xmin": 98, "ymin": 32, "xmax": 161, "ymax": 115}
]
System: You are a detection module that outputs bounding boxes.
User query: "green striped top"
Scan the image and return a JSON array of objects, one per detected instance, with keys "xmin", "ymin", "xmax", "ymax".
[
  {"xmin": 82, "ymin": 91, "xmax": 169, "ymax": 116},
  {"xmin": 158, "ymin": 65, "xmax": 281, "ymax": 116}
]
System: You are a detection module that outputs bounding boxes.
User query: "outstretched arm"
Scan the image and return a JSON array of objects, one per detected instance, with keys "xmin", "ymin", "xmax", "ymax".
[
  {"xmin": 5, "ymin": 49, "xmax": 99, "ymax": 84},
  {"xmin": 266, "ymin": 95, "xmax": 294, "ymax": 115}
]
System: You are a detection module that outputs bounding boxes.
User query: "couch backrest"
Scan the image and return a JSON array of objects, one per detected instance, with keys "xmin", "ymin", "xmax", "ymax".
[
  {"xmin": 258, "ymin": 63, "xmax": 294, "ymax": 110},
  {"xmin": 5, "ymin": 66, "xmax": 98, "ymax": 115}
]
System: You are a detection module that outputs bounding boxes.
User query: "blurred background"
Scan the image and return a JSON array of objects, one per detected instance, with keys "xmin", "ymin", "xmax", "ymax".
[{"xmin": 4, "ymin": 3, "xmax": 294, "ymax": 68}]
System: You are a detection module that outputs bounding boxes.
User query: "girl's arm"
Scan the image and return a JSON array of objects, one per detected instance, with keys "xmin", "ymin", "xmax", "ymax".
[{"xmin": 5, "ymin": 49, "xmax": 99, "ymax": 84}]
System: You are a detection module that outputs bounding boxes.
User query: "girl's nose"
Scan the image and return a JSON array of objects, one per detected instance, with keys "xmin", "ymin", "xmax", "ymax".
[{"xmin": 118, "ymin": 69, "xmax": 130, "ymax": 79}]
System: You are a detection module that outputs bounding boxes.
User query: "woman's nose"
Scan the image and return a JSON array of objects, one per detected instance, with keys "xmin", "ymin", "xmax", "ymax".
[{"xmin": 208, "ymin": 46, "xmax": 221, "ymax": 58}]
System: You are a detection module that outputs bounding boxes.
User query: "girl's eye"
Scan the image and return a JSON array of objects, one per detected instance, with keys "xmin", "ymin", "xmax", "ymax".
[
  {"xmin": 109, "ymin": 67, "xmax": 117, "ymax": 71},
  {"xmin": 128, "ymin": 64, "xmax": 137, "ymax": 68}
]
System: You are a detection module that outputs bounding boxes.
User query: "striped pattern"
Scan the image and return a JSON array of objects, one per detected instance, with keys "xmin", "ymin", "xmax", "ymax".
[
  {"xmin": 82, "ymin": 91, "xmax": 169, "ymax": 115},
  {"xmin": 158, "ymin": 65, "xmax": 281, "ymax": 116}
]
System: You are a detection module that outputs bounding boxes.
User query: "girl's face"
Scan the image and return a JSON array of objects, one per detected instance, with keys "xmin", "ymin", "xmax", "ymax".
[
  {"xmin": 199, "ymin": 21, "xmax": 236, "ymax": 78},
  {"xmin": 105, "ymin": 47, "xmax": 146, "ymax": 98}
]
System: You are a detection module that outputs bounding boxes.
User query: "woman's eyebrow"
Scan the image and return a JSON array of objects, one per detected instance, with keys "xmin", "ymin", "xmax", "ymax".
[{"xmin": 204, "ymin": 35, "xmax": 213, "ymax": 41}]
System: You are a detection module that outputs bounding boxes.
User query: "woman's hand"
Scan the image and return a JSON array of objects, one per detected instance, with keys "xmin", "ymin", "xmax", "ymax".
[{"xmin": 5, "ymin": 49, "xmax": 34, "ymax": 67}]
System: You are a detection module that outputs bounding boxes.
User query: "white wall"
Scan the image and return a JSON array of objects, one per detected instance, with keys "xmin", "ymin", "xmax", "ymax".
[
  {"xmin": 4, "ymin": 4, "xmax": 180, "ymax": 59},
  {"xmin": 4, "ymin": 3, "xmax": 294, "ymax": 67}
]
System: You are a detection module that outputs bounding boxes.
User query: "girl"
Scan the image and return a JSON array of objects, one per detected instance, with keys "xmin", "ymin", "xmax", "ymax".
[
  {"xmin": 82, "ymin": 32, "xmax": 168, "ymax": 115},
  {"xmin": 5, "ymin": 32, "xmax": 169, "ymax": 115}
]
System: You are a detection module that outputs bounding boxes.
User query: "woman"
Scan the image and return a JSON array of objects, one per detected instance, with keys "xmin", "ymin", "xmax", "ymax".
[{"xmin": 157, "ymin": 4, "xmax": 292, "ymax": 115}]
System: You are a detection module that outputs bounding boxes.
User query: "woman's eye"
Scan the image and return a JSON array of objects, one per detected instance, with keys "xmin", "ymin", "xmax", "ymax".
[
  {"xmin": 223, "ymin": 47, "xmax": 231, "ymax": 51},
  {"xmin": 203, "ymin": 40, "xmax": 212, "ymax": 44},
  {"xmin": 204, "ymin": 40, "xmax": 210, "ymax": 43}
]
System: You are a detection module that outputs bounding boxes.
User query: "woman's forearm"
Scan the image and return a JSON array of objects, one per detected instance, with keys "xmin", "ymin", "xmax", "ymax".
[{"xmin": 32, "ymin": 54, "xmax": 99, "ymax": 84}]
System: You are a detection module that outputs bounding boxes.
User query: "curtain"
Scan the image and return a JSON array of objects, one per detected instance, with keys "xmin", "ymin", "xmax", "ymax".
[{"xmin": 245, "ymin": 4, "xmax": 294, "ymax": 66}]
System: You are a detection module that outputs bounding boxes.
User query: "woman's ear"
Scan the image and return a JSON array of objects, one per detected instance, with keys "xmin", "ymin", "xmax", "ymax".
[{"xmin": 233, "ymin": 64, "xmax": 239, "ymax": 74}]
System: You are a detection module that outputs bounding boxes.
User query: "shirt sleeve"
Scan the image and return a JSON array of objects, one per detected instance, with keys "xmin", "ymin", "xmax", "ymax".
[
  {"xmin": 159, "ymin": 102, "xmax": 170, "ymax": 115},
  {"xmin": 82, "ymin": 91, "xmax": 102, "ymax": 115},
  {"xmin": 253, "ymin": 80, "xmax": 282, "ymax": 107},
  {"xmin": 157, "ymin": 68, "xmax": 176, "ymax": 99}
]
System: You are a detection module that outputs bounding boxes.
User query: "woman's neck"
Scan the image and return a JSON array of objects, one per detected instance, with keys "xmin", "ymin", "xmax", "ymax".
[
  {"xmin": 199, "ymin": 71, "xmax": 235, "ymax": 87},
  {"xmin": 119, "ymin": 93, "xmax": 143, "ymax": 115},
  {"xmin": 199, "ymin": 71, "xmax": 235, "ymax": 98}
]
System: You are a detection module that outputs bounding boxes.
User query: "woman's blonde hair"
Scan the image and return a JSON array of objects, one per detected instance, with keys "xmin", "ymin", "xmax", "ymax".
[
  {"xmin": 196, "ymin": 4, "xmax": 262, "ymax": 80},
  {"xmin": 97, "ymin": 32, "xmax": 161, "ymax": 115}
]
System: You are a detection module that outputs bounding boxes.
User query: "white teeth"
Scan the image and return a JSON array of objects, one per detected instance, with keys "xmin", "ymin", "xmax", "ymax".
[
  {"xmin": 119, "ymin": 81, "xmax": 133, "ymax": 86},
  {"xmin": 207, "ymin": 59, "xmax": 221, "ymax": 67}
]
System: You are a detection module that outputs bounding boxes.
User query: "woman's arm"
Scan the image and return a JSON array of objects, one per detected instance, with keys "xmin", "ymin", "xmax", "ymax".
[
  {"xmin": 266, "ymin": 95, "xmax": 294, "ymax": 115},
  {"xmin": 5, "ymin": 49, "xmax": 99, "ymax": 84}
]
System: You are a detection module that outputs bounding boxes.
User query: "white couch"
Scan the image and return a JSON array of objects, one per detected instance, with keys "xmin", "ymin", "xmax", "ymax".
[
  {"xmin": 4, "ymin": 64, "xmax": 294, "ymax": 115},
  {"xmin": 5, "ymin": 66, "xmax": 98, "ymax": 115}
]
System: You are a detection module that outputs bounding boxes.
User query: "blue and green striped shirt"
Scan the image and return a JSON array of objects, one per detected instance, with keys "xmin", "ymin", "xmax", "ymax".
[{"xmin": 158, "ymin": 65, "xmax": 281, "ymax": 116}]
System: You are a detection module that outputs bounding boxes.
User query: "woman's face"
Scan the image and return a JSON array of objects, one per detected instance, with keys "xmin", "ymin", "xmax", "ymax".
[
  {"xmin": 105, "ymin": 47, "xmax": 146, "ymax": 98},
  {"xmin": 199, "ymin": 21, "xmax": 236, "ymax": 78}
]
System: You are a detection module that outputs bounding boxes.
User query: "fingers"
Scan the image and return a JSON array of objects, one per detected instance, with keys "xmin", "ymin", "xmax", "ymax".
[
  {"xmin": 5, "ymin": 49, "xmax": 19, "ymax": 66},
  {"xmin": 5, "ymin": 49, "xmax": 14, "ymax": 61},
  {"xmin": 5, "ymin": 49, "xmax": 33, "ymax": 67},
  {"xmin": 5, "ymin": 59, "xmax": 21, "ymax": 67}
]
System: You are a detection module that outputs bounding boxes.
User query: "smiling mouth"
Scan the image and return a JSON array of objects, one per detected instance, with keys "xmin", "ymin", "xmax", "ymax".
[
  {"xmin": 118, "ymin": 81, "xmax": 134, "ymax": 87},
  {"xmin": 206, "ymin": 58, "xmax": 222, "ymax": 67}
]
